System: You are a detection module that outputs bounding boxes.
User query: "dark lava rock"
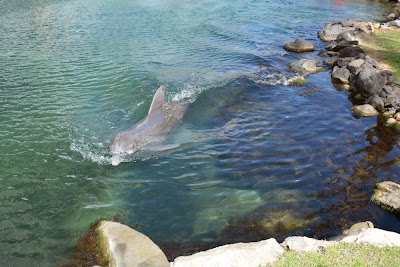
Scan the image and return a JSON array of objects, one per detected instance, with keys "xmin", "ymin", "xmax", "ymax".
[
  {"xmin": 324, "ymin": 56, "xmax": 338, "ymax": 67},
  {"xmin": 380, "ymin": 70, "xmax": 393, "ymax": 77},
  {"xmin": 284, "ymin": 39, "xmax": 315, "ymax": 53},
  {"xmin": 356, "ymin": 67, "xmax": 386, "ymax": 97},
  {"xmin": 337, "ymin": 57, "xmax": 355, "ymax": 67},
  {"xmin": 368, "ymin": 94, "xmax": 384, "ymax": 109},
  {"xmin": 339, "ymin": 46, "xmax": 365, "ymax": 59},
  {"xmin": 380, "ymin": 86, "xmax": 393, "ymax": 98}
]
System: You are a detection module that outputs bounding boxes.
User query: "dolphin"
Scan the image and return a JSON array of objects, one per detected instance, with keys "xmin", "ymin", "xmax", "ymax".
[{"xmin": 110, "ymin": 86, "xmax": 189, "ymax": 166}]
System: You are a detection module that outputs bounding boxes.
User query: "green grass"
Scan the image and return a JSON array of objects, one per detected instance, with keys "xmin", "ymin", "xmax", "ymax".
[
  {"xmin": 362, "ymin": 29, "xmax": 400, "ymax": 80},
  {"xmin": 268, "ymin": 243, "xmax": 400, "ymax": 267}
]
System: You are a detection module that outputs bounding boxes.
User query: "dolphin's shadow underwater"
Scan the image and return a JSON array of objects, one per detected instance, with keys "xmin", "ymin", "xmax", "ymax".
[{"xmin": 110, "ymin": 86, "xmax": 189, "ymax": 166}]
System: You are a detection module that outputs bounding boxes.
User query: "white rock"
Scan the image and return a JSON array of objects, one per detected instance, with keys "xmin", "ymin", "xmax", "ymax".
[
  {"xmin": 387, "ymin": 118, "xmax": 397, "ymax": 124},
  {"xmin": 395, "ymin": 112, "xmax": 400, "ymax": 121},
  {"xmin": 171, "ymin": 238, "xmax": 284, "ymax": 267},
  {"xmin": 281, "ymin": 236, "xmax": 337, "ymax": 252},
  {"xmin": 99, "ymin": 221, "xmax": 169, "ymax": 267},
  {"xmin": 339, "ymin": 228, "xmax": 400, "ymax": 247},
  {"xmin": 354, "ymin": 104, "xmax": 379, "ymax": 116}
]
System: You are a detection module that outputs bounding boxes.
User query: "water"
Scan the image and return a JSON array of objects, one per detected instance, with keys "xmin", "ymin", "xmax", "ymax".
[{"xmin": 1, "ymin": 0, "xmax": 400, "ymax": 265}]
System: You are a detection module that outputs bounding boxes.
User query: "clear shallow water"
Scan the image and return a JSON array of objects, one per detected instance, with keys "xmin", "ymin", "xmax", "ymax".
[{"xmin": 1, "ymin": 0, "xmax": 400, "ymax": 265}]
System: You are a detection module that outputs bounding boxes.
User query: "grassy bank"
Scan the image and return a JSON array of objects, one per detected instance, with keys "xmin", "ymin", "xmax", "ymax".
[
  {"xmin": 269, "ymin": 243, "xmax": 400, "ymax": 266},
  {"xmin": 361, "ymin": 28, "xmax": 400, "ymax": 80}
]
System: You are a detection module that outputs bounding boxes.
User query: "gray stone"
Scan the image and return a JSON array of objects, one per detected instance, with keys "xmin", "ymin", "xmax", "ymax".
[
  {"xmin": 357, "ymin": 67, "xmax": 386, "ymax": 97},
  {"xmin": 99, "ymin": 221, "xmax": 169, "ymax": 267},
  {"xmin": 324, "ymin": 56, "xmax": 338, "ymax": 67},
  {"xmin": 354, "ymin": 104, "xmax": 379, "ymax": 116},
  {"xmin": 318, "ymin": 23, "xmax": 345, "ymax": 42},
  {"xmin": 327, "ymin": 51, "xmax": 339, "ymax": 57},
  {"xmin": 337, "ymin": 57, "xmax": 355, "ymax": 67},
  {"xmin": 339, "ymin": 228, "xmax": 400, "ymax": 247},
  {"xmin": 368, "ymin": 94, "xmax": 384, "ymax": 109},
  {"xmin": 332, "ymin": 67, "xmax": 351, "ymax": 84},
  {"xmin": 371, "ymin": 181, "xmax": 400, "ymax": 213},
  {"xmin": 348, "ymin": 59, "xmax": 365, "ymax": 74},
  {"xmin": 289, "ymin": 59, "xmax": 325, "ymax": 74},
  {"xmin": 380, "ymin": 86, "xmax": 393, "ymax": 98},
  {"xmin": 339, "ymin": 46, "xmax": 365, "ymax": 59},
  {"xmin": 366, "ymin": 58, "xmax": 382, "ymax": 70},
  {"xmin": 380, "ymin": 70, "xmax": 393, "ymax": 77},
  {"xmin": 284, "ymin": 39, "xmax": 315, "ymax": 53},
  {"xmin": 281, "ymin": 236, "xmax": 337, "ymax": 252},
  {"xmin": 387, "ymin": 19, "xmax": 400, "ymax": 28},
  {"xmin": 337, "ymin": 30, "xmax": 358, "ymax": 42},
  {"xmin": 171, "ymin": 238, "xmax": 284, "ymax": 267},
  {"xmin": 340, "ymin": 19, "xmax": 363, "ymax": 28}
]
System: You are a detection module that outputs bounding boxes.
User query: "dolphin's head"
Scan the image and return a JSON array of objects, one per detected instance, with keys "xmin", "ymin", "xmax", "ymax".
[{"xmin": 110, "ymin": 131, "xmax": 140, "ymax": 166}]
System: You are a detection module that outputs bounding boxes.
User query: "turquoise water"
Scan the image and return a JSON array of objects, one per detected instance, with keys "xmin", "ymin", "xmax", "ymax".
[{"xmin": 1, "ymin": 0, "xmax": 400, "ymax": 265}]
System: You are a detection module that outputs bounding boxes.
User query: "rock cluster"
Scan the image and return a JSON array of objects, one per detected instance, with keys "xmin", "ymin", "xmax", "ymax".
[
  {"xmin": 319, "ymin": 19, "xmax": 400, "ymax": 119},
  {"xmin": 78, "ymin": 220, "xmax": 400, "ymax": 267}
]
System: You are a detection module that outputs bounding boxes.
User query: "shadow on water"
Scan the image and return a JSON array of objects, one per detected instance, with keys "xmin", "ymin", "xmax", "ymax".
[
  {"xmin": 314, "ymin": 116, "xmax": 400, "ymax": 239},
  {"xmin": 155, "ymin": 81, "xmax": 400, "ymax": 261}
]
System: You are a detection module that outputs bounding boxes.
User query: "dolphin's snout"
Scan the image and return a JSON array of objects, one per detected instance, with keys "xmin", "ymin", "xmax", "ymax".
[{"xmin": 111, "ymin": 155, "xmax": 122, "ymax": 166}]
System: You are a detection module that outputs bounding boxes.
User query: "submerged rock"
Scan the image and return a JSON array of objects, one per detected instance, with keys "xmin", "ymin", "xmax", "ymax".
[
  {"xmin": 354, "ymin": 104, "xmax": 379, "ymax": 116},
  {"xmin": 289, "ymin": 59, "xmax": 325, "ymax": 73},
  {"xmin": 284, "ymin": 39, "xmax": 315, "ymax": 53},
  {"xmin": 371, "ymin": 181, "xmax": 400, "ymax": 213},
  {"xmin": 171, "ymin": 239, "xmax": 284, "ymax": 267}
]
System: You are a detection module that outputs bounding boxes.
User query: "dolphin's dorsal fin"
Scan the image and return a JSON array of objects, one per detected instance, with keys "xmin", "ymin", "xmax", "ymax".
[{"xmin": 148, "ymin": 86, "xmax": 165, "ymax": 115}]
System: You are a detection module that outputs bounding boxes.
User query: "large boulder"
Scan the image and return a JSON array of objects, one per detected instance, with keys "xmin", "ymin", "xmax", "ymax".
[
  {"xmin": 99, "ymin": 221, "xmax": 169, "ymax": 267},
  {"xmin": 281, "ymin": 236, "xmax": 337, "ymax": 252},
  {"xmin": 357, "ymin": 67, "xmax": 386, "ymax": 97},
  {"xmin": 284, "ymin": 39, "xmax": 315, "ymax": 53},
  {"xmin": 171, "ymin": 239, "xmax": 284, "ymax": 267},
  {"xmin": 371, "ymin": 181, "xmax": 400, "ymax": 213},
  {"xmin": 318, "ymin": 23, "xmax": 345, "ymax": 42},
  {"xmin": 289, "ymin": 59, "xmax": 325, "ymax": 73},
  {"xmin": 339, "ymin": 46, "xmax": 365, "ymax": 59}
]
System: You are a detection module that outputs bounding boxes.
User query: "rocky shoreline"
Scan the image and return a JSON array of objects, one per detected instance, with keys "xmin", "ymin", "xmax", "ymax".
[
  {"xmin": 63, "ymin": 219, "xmax": 400, "ymax": 267},
  {"xmin": 63, "ymin": 3, "xmax": 400, "ymax": 267},
  {"xmin": 286, "ymin": 3, "xmax": 400, "ymax": 121}
]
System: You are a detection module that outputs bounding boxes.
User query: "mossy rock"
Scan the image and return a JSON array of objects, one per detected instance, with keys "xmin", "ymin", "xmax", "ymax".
[{"xmin": 371, "ymin": 181, "xmax": 400, "ymax": 213}]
